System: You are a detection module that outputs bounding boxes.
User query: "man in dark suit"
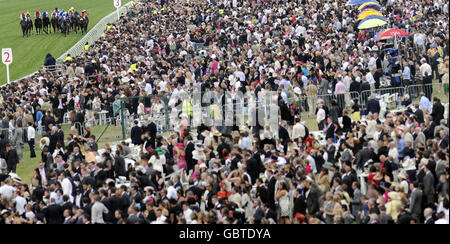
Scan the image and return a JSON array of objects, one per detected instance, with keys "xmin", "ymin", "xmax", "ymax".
[
  {"xmin": 423, "ymin": 164, "xmax": 435, "ymax": 206},
  {"xmin": 5, "ymin": 144, "xmax": 19, "ymax": 173},
  {"xmin": 293, "ymin": 187, "xmax": 307, "ymax": 215},
  {"xmin": 62, "ymin": 195, "xmax": 74, "ymax": 212},
  {"xmin": 325, "ymin": 117, "xmax": 336, "ymax": 140},
  {"xmin": 184, "ymin": 136, "xmax": 195, "ymax": 172},
  {"xmin": 44, "ymin": 198, "xmax": 64, "ymax": 224},
  {"xmin": 410, "ymin": 182, "xmax": 423, "ymax": 222},
  {"xmin": 0, "ymin": 134, "xmax": 9, "ymax": 159},
  {"xmin": 108, "ymin": 188, "xmax": 121, "ymax": 216},
  {"xmin": 55, "ymin": 125, "xmax": 65, "ymax": 148},
  {"xmin": 99, "ymin": 189, "xmax": 113, "ymax": 223},
  {"xmin": 402, "ymin": 142, "xmax": 415, "ymax": 159},
  {"xmin": 244, "ymin": 153, "xmax": 258, "ymax": 185},
  {"xmin": 144, "ymin": 118, "xmax": 157, "ymax": 149},
  {"xmin": 438, "ymin": 131, "xmax": 449, "ymax": 150},
  {"xmin": 431, "ymin": 98, "xmax": 444, "ymax": 124},
  {"xmin": 379, "ymin": 206, "xmax": 394, "ymax": 224},
  {"xmin": 114, "ymin": 150, "xmax": 126, "ymax": 177},
  {"xmin": 252, "ymin": 200, "xmax": 265, "ymax": 224},
  {"xmin": 119, "ymin": 185, "xmax": 130, "ymax": 217},
  {"xmin": 216, "ymin": 137, "xmax": 231, "ymax": 159},
  {"xmin": 130, "ymin": 120, "xmax": 143, "ymax": 146},
  {"xmin": 351, "ymin": 182, "xmax": 363, "ymax": 221},
  {"xmin": 262, "ymin": 203, "xmax": 277, "ymax": 223},
  {"xmin": 325, "ymin": 138, "xmax": 336, "ymax": 164},
  {"xmin": 266, "ymin": 170, "xmax": 277, "ymax": 210},
  {"xmin": 278, "ymin": 122, "xmax": 290, "ymax": 154},
  {"xmin": 424, "ymin": 208, "xmax": 435, "ymax": 224},
  {"xmin": 81, "ymin": 183, "xmax": 92, "ymax": 207},
  {"xmin": 367, "ymin": 96, "xmax": 380, "ymax": 115},
  {"xmin": 414, "ymin": 104, "xmax": 424, "ymax": 124},
  {"xmin": 355, "ymin": 142, "xmax": 375, "ymax": 169},
  {"xmin": 305, "ymin": 180, "xmax": 319, "ymax": 217}
]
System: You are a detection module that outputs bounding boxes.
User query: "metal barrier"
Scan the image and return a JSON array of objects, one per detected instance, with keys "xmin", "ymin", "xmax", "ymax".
[
  {"xmin": 119, "ymin": 95, "xmax": 170, "ymax": 139},
  {"xmin": 407, "ymin": 83, "xmax": 448, "ymax": 103},
  {"xmin": 298, "ymin": 92, "xmax": 360, "ymax": 118},
  {"xmin": 360, "ymin": 87, "xmax": 406, "ymax": 108},
  {"xmin": 56, "ymin": 1, "xmax": 133, "ymax": 63}
]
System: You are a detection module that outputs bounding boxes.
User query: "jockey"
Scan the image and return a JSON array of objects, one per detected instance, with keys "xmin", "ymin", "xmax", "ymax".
[
  {"xmin": 59, "ymin": 10, "xmax": 65, "ymax": 19},
  {"xmin": 26, "ymin": 12, "xmax": 31, "ymax": 20},
  {"xmin": 43, "ymin": 11, "xmax": 48, "ymax": 18},
  {"xmin": 81, "ymin": 9, "xmax": 87, "ymax": 17},
  {"xmin": 68, "ymin": 8, "xmax": 74, "ymax": 16},
  {"xmin": 20, "ymin": 11, "xmax": 26, "ymax": 21},
  {"xmin": 35, "ymin": 10, "xmax": 40, "ymax": 19}
]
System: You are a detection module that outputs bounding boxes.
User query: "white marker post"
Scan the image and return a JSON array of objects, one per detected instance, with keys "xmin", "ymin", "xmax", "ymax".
[
  {"xmin": 2, "ymin": 48, "xmax": 13, "ymax": 84},
  {"xmin": 114, "ymin": 0, "xmax": 121, "ymax": 20}
]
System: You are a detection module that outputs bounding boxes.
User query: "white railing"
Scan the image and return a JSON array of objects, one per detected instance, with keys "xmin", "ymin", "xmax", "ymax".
[{"xmin": 56, "ymin": 1, "xmax": 133, "ymax": 63}]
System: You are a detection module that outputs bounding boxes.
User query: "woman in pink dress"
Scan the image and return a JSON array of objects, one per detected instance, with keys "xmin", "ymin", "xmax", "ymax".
[{"xmin": 174, "ymin": 142, "xmax": 187, "ymax": 170}]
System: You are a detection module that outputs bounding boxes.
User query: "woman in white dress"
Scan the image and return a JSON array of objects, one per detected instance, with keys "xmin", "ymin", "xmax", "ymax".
[
  {"xmin": 137, "ymin": 98, "xmax": 146, "ymax": 117},
  {"xmin": 276, "ymin": 182, "xmax": 290, "ymax": 224}
]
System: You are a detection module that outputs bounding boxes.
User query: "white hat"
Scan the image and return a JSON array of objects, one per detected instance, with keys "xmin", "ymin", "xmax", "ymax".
[{"xmin": 293, "ymin": 87, "xmax": 302, "ymax": 95}]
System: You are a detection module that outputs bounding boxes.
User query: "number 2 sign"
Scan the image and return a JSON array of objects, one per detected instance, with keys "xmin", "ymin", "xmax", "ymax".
[
  {"xmin": 2, "ymin": 48, "xmax": 12, "ymax": 65},
  {"xmin": 114, "ymin": 0, "xmax": 121, "ymax": 8},
  {"xmin": 2, "ymin": 48, "xmax": 12, "ymax": 83}
]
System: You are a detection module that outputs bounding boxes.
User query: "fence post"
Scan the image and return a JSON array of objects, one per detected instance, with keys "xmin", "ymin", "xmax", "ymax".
[
  {"xmin": 163, "ymin": 95, "xmax": 170, "ymax": 132},
  {"xmin": 120, "ymin": 98, "xmax": 126, "ymax": 140}
]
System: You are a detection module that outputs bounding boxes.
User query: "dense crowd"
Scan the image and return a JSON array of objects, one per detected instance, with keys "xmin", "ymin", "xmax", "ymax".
[{"xmin": 0, "ymin": 0, "xmax": 449, "ymax": 224}]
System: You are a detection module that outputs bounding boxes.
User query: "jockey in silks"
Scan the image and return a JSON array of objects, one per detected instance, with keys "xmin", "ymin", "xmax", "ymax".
[
  {"xmin": 43, "ymin": 11, "xmax": 48, "ymax": 18},
  {"xmin": 20, "ymin": 11, "xmax": 26, "ymax": 21},
  {"xmin": 25, "ymin": 11, "xmax": 31, "ymax": 21},
  {"xmin": 35, "ymin": 10, "xmax": 40, "ymax": 19},
  {"xmin": 68, "ymin": 8, "xmax": 74, "ymax": 17},
  {"xmin": 81, "ymin": 9, "xmax": 87, "ymax": 18},
  {"xmin": 58, "ymin": 10, "xmax": 65, "ymax": 20},
  {"xmin": 52, "ymin": 9, "xmax": 58, "ymax": 19}
]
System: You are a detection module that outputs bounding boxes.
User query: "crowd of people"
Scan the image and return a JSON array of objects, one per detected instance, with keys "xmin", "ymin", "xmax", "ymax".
[{"xmin": 0, "ymin": 0, "xmax": 449, "ymax": 224}]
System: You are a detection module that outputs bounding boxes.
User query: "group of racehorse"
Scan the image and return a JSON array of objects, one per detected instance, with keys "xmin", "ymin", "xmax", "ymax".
[{"xmin": 20, "ymin": 10, "xmax": 89, "ymax": 38}]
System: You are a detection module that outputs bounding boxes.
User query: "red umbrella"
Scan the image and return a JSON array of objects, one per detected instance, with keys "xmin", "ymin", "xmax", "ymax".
[{"xmin": 376, "ymin": 28, "xmax": 409, "ymax": 40}]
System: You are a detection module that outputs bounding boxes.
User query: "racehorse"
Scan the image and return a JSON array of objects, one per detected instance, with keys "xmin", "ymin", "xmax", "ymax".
[
  {"xmin": 20, "ymin": 19, "xmax": 31, "ymax": 37},
  {"xmin": 43, "ymin": 13, "xmax": 50, "ymax": 34},
  {"xmin": 51, "ymin": 12, "xmax": 58, "ymax": 33},
  {"xmin": 70, "ymin": 14, "xmax": 79, "ymax": 34},
  {"xmin": 79, "ymin": 16, "xmax": 89, "ymax": 34},
  {"xmin": 35, "ymin": 15, "xmax": 43, "ymax": 35},
  {"xmin": 60, "ymin": 18, "xmax": 69, "ymax": 37}
]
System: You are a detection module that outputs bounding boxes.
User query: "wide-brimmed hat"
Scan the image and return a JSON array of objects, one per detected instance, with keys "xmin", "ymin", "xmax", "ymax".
[
  {"xmin": 388, "ymin": 191, "xmax": 400, "ymax": 200},
  {"xmin": 293, "ymin": 87, "xmax": 302, "ymax": 95},
  {"xmin": 195, "ymin": 144, "xmax": 204, "ymax": 151},
  {"xmin": 398, "ymin": 170, "xmax": 407, "ymax": 180},
  {"xmin": 156, "ymin": 147, "xmax": 165, "ymax": 155},
  {"xmin": 8, "ymin": 173, "xmax": 22, "ymax": 184},
  {"xmin": 213, "ymin": 130, "xmax": 222, "ymax": 137}
]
